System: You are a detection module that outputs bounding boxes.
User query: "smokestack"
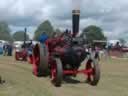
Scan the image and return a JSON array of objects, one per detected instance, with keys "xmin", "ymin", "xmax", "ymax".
[
  {"xmin": 24, "ymin": 28, "xmax": 27, "ymax": 45},
  {"xmin": 72, "ymin": 0, "xmax": 81, "ymax": 37},
  {"xmin": 72, "ymin": 10, "xmax": 80, "ymax": 37}
]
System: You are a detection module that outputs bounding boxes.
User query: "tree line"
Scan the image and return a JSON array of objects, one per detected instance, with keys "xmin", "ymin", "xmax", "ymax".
[{"xmin": 0, "ymin": 20, "xmax": 107, "ymax": 44}]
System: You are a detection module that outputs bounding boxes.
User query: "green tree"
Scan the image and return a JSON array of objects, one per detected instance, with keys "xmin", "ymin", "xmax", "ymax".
[
  {"xmin": 0, "ymin": 21, "xmax": 12, "ymax": 41},
  {"xmin": 34, "ymin": 20, "xmax": 54, "ymax": 40},
  {"xmin": 81, "ymin": 25, "xmax": 106, "ymax": 44},
  {"xmin": 13, "ymin": 31, "xmax": 29, "ymax": 41}
]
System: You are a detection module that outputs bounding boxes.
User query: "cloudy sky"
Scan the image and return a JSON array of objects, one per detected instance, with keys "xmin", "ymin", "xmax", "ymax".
[{"xmin": 0, "ymin": 0, "xmax": 128, "ymax": 40}]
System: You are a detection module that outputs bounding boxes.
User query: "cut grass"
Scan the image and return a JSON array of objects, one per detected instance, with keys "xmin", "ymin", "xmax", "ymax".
[{"xmin": 0, "ymin": 55, "xmax": 128, "ymax": 96}]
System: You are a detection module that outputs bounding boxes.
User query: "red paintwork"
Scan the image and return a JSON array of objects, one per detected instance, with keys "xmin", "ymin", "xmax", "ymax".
[
  {"xmin": 46, "ymin": 38, "xmax": 93, "ymax": 80},
  {"xmin": 32, "ymin": 55, "xmax": 39, "ymax": 76},
  {"xmin": 15, "ymin": 49, "xmax": 27, "ymax": 61},
  {"xmin": 51, "ymin": 65, "xmax": 56, "ymax": 81},
  {"xmin": 28, "ymin": 56, "xmax": 33, "ymax": 64},
  {"xmin": 32, "ymin": 33, "xmax": 95, "ymax": 84},
  {"xmin": 122, "ymin": 47, "xmax": 128, "ymax": 52},
  {"xmin": 44, "ymin": 35, "xmax": 85, "ymax": 72},
  {"xmin": 110, "ymin": 46, "xmax": 128, "ymax": 52},
  {"xmin": 63, "ymin": 69, "xmax": 93, "ymax": 75},
  {"xmin": 110, "ymin": 47, "xmax": 128, "ymax": 57}
]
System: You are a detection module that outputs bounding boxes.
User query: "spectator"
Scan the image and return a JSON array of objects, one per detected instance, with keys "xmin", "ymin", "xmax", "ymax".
[
  {"xmin": 38, "ymin": 32, "xmax": 48, "ymax": 44},
  {"xmin": 107, "ymin": 44, "xmax": 112, "ymax": 56},
  {"xmin": 38, "ymin": 32, "xmax": 49, "ymax": 56},
  {"xmin": 3, "ymin": 44, "xmax": 8, "ymax": 56},
  {"xmin": 8, "ymin": 44, "xmax": 13, "ymax": 56},
  {"xmin": 28, "ymin": 40, "xmax": 34, "ymax": 56}
]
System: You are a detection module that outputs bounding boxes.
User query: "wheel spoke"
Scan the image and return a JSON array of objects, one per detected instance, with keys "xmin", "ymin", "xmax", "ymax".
[{"xmin": 86, "ymin": 58, "xmax": 100, "ymax": 86}]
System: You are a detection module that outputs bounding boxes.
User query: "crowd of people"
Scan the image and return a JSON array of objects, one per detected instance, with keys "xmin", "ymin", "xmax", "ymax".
[
  {"xmin": 3, "ymin": 44, "xmax": 13, "ymax": 56},
  {"xmin": 0, "ymin": 40, "xmax": 34, "ymax": 57}
]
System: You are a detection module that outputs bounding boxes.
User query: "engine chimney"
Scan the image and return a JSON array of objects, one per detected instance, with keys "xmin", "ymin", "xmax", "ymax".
[
  {"xmin": 72, "ymin": 9, "xmax": 80, "ymax": 37},
  {"xmin": 72, "ymin": 0, "xmax": 81, "ymax": 37},
  {"xmin": 24, "ymin": 27, "xmax": 27, "ymax": 46}
]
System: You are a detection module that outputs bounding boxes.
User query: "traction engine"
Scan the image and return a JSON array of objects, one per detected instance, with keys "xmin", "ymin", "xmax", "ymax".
[{"xmin": 32, "ymin": 5, "xmax": 100, "ymax": 87}]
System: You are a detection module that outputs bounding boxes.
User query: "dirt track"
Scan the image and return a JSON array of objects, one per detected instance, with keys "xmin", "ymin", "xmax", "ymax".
[{"xmin": 0, "ymin": 56, "xmax": 128, "ymax": 96}]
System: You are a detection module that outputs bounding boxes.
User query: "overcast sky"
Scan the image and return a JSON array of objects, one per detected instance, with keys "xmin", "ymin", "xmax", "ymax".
[{"xmin": 0, "ymin": 0, "xmax": 128, "ymax": 39}]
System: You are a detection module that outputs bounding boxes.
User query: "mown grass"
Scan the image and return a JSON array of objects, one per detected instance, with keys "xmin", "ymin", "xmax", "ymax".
[{"xmin": 0, "ymin": 55, "xmax": 128, "ymax": 96}]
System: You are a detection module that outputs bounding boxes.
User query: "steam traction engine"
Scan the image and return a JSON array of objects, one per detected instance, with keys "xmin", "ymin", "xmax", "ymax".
[
  {"xmin": 32, "ymin": 7, "xmax": 100, "ymax": 87},
  {"xmin": 15, "ymin": 28, "xmax": 34, "ymax": 62}
]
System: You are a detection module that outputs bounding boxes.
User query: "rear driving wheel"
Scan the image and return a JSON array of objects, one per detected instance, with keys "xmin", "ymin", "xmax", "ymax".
[
  {"xmin": 86, "ymin": 58, "xmax": 100, "ymax": 86},
  {"xmin": 51, "ymin": 58, "xmax": 63, "ymax": 87},
  {"xmin": 32, "ymin": 43, "xmax": 48, "ymax": 77}
]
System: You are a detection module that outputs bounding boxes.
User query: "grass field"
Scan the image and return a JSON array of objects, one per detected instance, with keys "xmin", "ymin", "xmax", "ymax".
[{"xmin": 0, "ymin": 55, "xmax": 128, "ymax": 96}]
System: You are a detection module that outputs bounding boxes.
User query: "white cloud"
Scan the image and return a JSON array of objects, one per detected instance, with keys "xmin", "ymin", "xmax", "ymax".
[{"xmin": 0, "ymin": 0, "xmax": 128, "ymax": 39}]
